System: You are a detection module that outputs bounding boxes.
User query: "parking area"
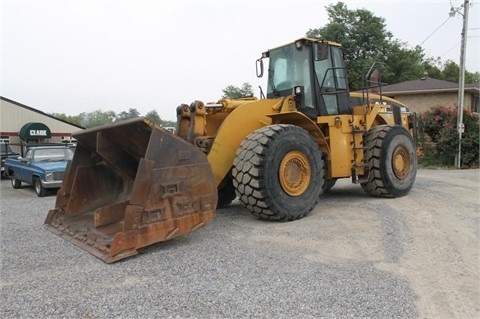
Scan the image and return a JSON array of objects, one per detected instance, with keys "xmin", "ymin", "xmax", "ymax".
[{"xmin": 1, "ymin": 169, "xmax": 479, "ymax": 318}]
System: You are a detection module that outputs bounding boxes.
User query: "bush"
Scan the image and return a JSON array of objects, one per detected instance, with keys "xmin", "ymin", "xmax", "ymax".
[{"xmin": 420, "ymin": 105, "xmax": 479, "ymax": 168}]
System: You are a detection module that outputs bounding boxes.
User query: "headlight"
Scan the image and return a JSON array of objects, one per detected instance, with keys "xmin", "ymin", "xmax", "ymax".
[{"xmin": 45, "ymin": 171, "xmax": 53, "ymax": 181}]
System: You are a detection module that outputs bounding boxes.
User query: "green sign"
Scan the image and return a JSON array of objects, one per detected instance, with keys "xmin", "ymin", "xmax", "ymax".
[{"xmin": 19, "ymin": 122, "xmax": 52, "ymax": 139}]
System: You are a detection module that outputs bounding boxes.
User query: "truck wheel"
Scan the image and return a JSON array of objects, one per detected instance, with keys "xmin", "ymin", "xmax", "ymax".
[
  {"xmin": 323, "ymin": 179, "xmax": 337, "ymax": 193},
  {"xmin": 361, "ymin": 125, "xmax": 417, "ymax": 197},
  {"xmin": 321, "ymin": 155, "xmax": 337, "ymax": 193},
  {"xmin": 217, "ymin": 175, "xmax": 236, "ymax": 209},
  {"xmin": 34, "ymin": 177, "xmax": 48, "ymax": 197},
  {"xmin": 232, "ymin": 124, "xmax": 324, "ymax": 220},
  {"xmin": 11, "ymin": 173, "xmax": 21, "ymax": 189}
]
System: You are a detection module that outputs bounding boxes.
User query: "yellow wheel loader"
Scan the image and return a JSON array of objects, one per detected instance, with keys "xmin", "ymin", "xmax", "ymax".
[{"xmin": 45, "ymin": 38, "xmax": 418, "ymax": 262}]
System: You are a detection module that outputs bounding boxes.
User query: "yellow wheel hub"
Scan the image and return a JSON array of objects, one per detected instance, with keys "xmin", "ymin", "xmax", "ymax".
[
  {"xmin": 279, "ymin": 151, "xmax": 311, "ymax": 196},
  {"xmin": 392, "ymin": 146, "xmax": 411, "ymax": 179}
]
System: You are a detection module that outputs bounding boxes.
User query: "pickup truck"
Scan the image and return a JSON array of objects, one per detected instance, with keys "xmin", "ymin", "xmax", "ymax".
[
  {"xmin": 4, "ymin": 145, "xmax": 74, "ymax": 196},
  {"xmin": 1, "ymin": 142, "xmax": 20, "ymax": 178}
]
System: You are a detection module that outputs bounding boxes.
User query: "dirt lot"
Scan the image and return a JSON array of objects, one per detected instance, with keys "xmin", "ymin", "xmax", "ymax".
[
  {"xmin": 1, "ymin": 168, "xmax": 479, "ymax": 318},
  {"xmin": 267, "ymin": 168, "xmax": 480, "ymax": 318}
]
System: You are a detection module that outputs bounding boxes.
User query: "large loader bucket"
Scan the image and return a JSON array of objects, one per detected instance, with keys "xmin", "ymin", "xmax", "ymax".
[{"xmin": 45, "ymin": 118, "xmax": 217, "ymax": 263}]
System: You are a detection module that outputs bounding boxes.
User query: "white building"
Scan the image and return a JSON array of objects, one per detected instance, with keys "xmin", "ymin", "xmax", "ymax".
[{"xmin": 1, "ymin": 96, "xmax": 84, "ymax": 152}]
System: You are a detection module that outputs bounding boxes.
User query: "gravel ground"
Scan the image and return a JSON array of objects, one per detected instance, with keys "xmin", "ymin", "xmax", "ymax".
[{"xmin": 0, "ymin": 168, "xmax": 478, "ymax": 319}]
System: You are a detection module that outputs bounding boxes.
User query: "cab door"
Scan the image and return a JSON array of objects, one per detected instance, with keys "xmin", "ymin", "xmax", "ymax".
[{"xmin": 313, "ymin": 45, "xmax": 350, "ymax": 116}]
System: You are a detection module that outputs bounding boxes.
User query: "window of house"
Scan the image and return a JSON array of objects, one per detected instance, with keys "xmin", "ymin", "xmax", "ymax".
[{"xmin": 473, "ymin": 94, "xmax": 479, "ymax": 113}]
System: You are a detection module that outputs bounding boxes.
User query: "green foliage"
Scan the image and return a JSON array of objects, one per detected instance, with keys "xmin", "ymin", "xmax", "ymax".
[
  {"xmin": 422, "ymin": 106, "xmax": 457, "ymax": 142},
  {"xmin": 422, "ymin": 57, "xmax": 444, "ymax": 79},
  {"xmin": 50, "ymin": 108, "xmax": 176, "ymax": 129},
  {"xmin": 50, "ymin": 113, "xmax": 83, "ymax": 127},
  {"xmin": 442, "ymin": 61, "xmax": 460, "ymax": 82},
  {"xmin": 435, "ymin": 60, "xmax": 479, "ymax": 83},
  {"xmin": 145, "ymin": 110, "xmax": 176, "ymax": 127},
  {"xmin": 306, "ymin": 2, "xmax": 479, "ymax": 89},
  {"xmin": 79, "ymin": 110, "xmax": 116, "ymax": 128},
  {"xmin": 115, "ymin": 108, "xmax": 140, "ymax": 122},
  {"xmin": 222, "ymin": 83, "xmax": 254, "ymax": 99},
  {"xmin": 382, "ymin": 42, "xmax": 425, "ymax": 84},
  {"xmin": 307, "ymin": 2, "xmax": 394, "ymax": 90},
  {"xmin": 466, "ymin": 71, "xmax": 480, "ymax": 84},
  {"xmin": 421, "ymin": 105, "xmax": 479, "ymax": 167},
  {"xmin": 145, "ymin": 109, "xmax": 162, "ymax": 125},
  {"xmin": 421, "ymin": 59, "xmax": 479, "ymax": 83}
]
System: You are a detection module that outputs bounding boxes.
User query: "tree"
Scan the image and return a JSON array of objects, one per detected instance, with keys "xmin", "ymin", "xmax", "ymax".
[
  {"xmin": 305, "ymin": 2, "xmax": 479, "ymax": 89},
  {"xmin": 307, "ymin": 2, "xmax": 393, "ymax": 90},
  {"xmin": 382, "ymin": 42, "xmax": 424, "ymax": 84},
  {"xmin": 116, "ymin": 108, "xmax": 140, "ymax": 122},
  {"xmin": 421, "ymin": 59, "xmax": 479, "ymax": 83},
  {"xmin": 466, "ymin": 71, "xmax": 480, "ymax": 83},
  {"xmin": 50, "ymin": 113, "xmax": 83, "ymax": 127},
  {"xmin": 79, "ymin": 109, "xmax": 116, "ymax": 128},
  {"xmin": 442, "ymin": 60, "xmax": 460, "ymax": 82},
  {"xmin": 221, "ymin": 83, "xmax": 254, "ymax": 99},
  {"xmin": 145, "ymin": 109, "xmax": 162, "ymax": 125},
  {"xmin": 422, "ymin": 57, "xmax": 444, "ymax": 79}
]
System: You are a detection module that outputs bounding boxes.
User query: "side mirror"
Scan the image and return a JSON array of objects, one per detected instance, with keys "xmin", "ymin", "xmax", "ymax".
[{"xmin": 256, "ymin": 58, "xmax": 264, "ymax": 78}]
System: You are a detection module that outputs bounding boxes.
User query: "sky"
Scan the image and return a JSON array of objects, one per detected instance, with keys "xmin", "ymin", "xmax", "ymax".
[{"xmin": 1, "ymin": 0, "xmax": 479, "ymax": 121}]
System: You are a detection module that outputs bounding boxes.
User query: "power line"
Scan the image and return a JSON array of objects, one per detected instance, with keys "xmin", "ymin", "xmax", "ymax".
[
  {"xmin": 441, "ymin": 35, "xmax": 479, "ymax": 58},
  {"xmin": 420, "ymin": 16, "xmax": 451, "ymax": 45},
  {"xmin": 441, "ymin": 41, "xmax": 461, "ymax": 57}
]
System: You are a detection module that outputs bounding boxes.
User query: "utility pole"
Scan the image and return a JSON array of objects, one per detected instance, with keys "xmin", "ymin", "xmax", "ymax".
[{"xmin": 452, "ymin": 0, "xmax": 470, "ymax": 168}]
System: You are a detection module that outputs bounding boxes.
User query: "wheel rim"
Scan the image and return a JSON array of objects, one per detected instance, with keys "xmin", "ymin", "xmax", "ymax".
[
  {"xmin": 35, "ymin": 180, "xmax": 41, "ymax": 194},
  {"xmin": 279, "ymin": 151, "xmax": 311, "ymax": 196},
  {"xmin": 392, "ymin": 146, "xmax": 411, "ymax": 180}
]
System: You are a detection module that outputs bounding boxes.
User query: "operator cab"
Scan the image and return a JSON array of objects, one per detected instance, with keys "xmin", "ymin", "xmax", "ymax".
[{"xmin": 257, "ymin": 38, "xmax": 350, "ymax": 118}]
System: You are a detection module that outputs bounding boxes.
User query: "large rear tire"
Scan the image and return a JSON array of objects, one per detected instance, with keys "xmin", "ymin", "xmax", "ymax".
[
  {"xmin": 321, "ymin": 155, "xmax": 337, "ymax": 193},
  {"xmin": 361, "ymin": 125, "xmax": 417, "ymax": 197},
  {"xmin": 217, "ymin": 175, "xmax": 236, "ymax": 209},
  {"xmin": 323, "ymin": 179, "xmax": 337, "ymax": 193},
  {"xmin": 232, "ymin": 124, "xmax": 324, "ymax": 220}
]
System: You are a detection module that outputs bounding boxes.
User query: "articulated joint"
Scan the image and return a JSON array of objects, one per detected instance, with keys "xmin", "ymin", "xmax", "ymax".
[
  {"xmin": 176, "ymin": 104, "xmax": 190, "ymax": 140},
  {"xmin": 186, "ymin": 101, "xmax": 209, "ymax": 151}
]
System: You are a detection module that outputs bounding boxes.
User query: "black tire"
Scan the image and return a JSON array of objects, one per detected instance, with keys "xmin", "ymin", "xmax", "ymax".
[
  {"xmin": 217, "ymin": 175, "xmax": 236, "ymax": 209},
  {"xmin": 321, "ymin": 154, "xmax": 337, "ymax": 193},
  {"xmin": 323, "ymin": 179, "xmax": 337, "ymax": 193},
  {"xmin": 34, "ymin": 177, "xmax": 47, "ymax": 197},
  {"xmin": 232, "ymin": 124, "xmax": 324, "ymax": 220},
  {"xmin": 361, "ymin": 125, "xmax": 417, "ymax": 197},
  {"xmin": 11, "ymin": 173, "xmax": 21, "ymax": 189}
]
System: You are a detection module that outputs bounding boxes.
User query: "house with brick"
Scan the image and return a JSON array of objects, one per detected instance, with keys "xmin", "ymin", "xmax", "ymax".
[{"xmin": 378, "ymin": 77, "xmax": 479, "ymax": 115}]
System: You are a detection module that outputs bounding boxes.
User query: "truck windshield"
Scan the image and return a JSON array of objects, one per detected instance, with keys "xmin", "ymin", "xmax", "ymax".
[
  {"xmin": 266, "ymin": 43, "xmax": 314, "ymax": 108},
  {"xmin": 33, "ymin": 148, "xmax": 74, "ymax": 162},
  {"xmin": 1, "ymin": 143, "xmax": 14, "ymax": 156}
]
